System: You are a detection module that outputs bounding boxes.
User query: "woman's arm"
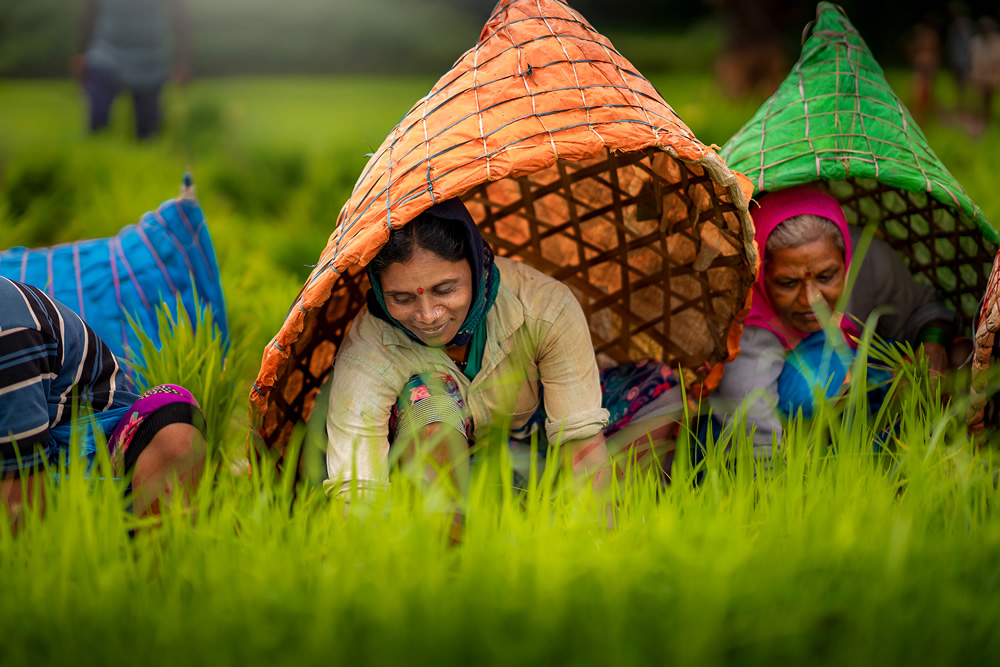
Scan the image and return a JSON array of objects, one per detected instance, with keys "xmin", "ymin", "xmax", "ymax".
[
  {"xmin": 914, "ymin": 318, "xmax": 953, "ymax": 374},
  {"xmin": 848, "ymin": 232, "xmax": 959, "ymax": 343},
  {"xmin": 563, "ymin": 432, "xmax": 613, "ymax": 490},
  {"xmin": 848, "ymin": 232, "xmax": 960, "ymax": 373},
  {"xmin": 533, "ymin": 290, "xmax": 611, "ymax": 485},
  {"xmin": 563, "ymin": 431, "xmax": 615, "ymax": 528},
  {"xmin": 324, "ymin": 350, "xmax": 397, "ymax": 502},
  {"xmin": 710, "ymin": 326, "xmax": 786, "ymax": 457}
]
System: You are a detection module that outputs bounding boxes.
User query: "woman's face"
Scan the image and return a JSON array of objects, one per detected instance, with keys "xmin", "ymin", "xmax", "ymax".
[
  {"xmin": 764, "ymin": 237, "xmax": 846, "ymax": 333},
  {"xmin": 378, "ymin": 246, "xmax": 473, "ymax": 346}
]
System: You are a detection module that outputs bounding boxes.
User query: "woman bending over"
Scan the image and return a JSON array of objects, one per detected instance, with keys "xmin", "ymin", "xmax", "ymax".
[
  {"xmin": 713, "ymin": 185, "xmax": 961, "ymax": 455},
  {"xmin": 325, "ymin": 199, "xmax": 681, "ymax": 502}
]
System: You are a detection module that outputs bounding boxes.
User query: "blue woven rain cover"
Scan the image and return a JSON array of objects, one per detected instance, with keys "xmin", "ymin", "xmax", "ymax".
[
  {"xmin": 0, "ymin": 195, "xmax": 228, "ymax": 372},
  {"xmin": 777, "ymin": 330, "xmax": 852, "ymax": 419},
  {"xmin": 777, "ymin": 330, "xmax": 894, "ymax": 419}
]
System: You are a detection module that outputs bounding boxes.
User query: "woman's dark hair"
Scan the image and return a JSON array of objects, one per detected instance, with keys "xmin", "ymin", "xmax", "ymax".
[{"xmin": 369, "ymin": 211, "xmax": 468, "ymax": 277}]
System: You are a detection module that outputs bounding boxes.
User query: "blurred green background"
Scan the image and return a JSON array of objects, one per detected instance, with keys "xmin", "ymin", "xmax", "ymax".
[{"xmin": 3, "ymin": 0, "xmax": 999, "ymax": 78}]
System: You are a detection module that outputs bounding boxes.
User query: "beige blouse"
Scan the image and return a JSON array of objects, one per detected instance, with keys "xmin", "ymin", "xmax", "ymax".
[{"xmin": 324, "ymin": 257, "xmax": 609, "ymax": 498}]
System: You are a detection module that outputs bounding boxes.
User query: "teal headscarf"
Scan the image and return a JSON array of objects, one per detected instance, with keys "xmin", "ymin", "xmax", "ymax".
[{"xmin": 366, "ymin": 198, "xmax": 500, "ymax": 380}]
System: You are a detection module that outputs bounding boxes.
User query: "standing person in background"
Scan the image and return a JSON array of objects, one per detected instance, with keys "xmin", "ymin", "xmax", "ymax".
[
  {"xmin": 970, "ymin": 17, "xmax": 1000, "ymax": 129},
  {"xmin": 71, "ymin": 0, "xmax": 190, "ymax": 140},
  {"xmin": 707, "ymin": 0, "xmax": 796, "ymax": 100}
]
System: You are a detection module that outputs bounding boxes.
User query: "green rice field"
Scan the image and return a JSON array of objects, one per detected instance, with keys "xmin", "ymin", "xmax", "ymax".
[{"xmin": 1, "ymin": 75, "xmax": 1000, "ymax": 666}]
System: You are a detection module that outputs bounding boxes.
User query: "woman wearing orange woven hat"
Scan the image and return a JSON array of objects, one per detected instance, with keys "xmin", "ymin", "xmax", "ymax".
[
  {"xmin": 712, "ymin": 185, "xmax": 962, "ymax": 455},
  {"xmin": 324, "ymin": 199, "xmax": 683, "ymax": 503}
]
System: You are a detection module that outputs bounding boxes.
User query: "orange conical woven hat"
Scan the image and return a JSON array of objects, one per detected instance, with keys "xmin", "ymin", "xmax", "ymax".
[{"xmin": 250, "ymin": 0, "xmax": 758, "ymax": 462}]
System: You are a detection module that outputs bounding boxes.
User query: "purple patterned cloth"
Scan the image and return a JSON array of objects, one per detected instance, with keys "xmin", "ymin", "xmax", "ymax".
[{"xmin": 108, "ymin": 384, "xmax": 201, "ymax": 476}]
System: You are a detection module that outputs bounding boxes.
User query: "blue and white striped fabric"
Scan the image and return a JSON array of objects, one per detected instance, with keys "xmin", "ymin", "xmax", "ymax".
[
  {"xmin": 0, "ymin": 278, "xmax": 138, "ymax": 476},
  {"xmin": 0, "ymin": 192, "xmax": 228, "ymax": 377}
]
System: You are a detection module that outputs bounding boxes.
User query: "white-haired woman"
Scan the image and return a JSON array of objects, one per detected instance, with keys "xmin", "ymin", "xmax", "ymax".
[{"xmin": 713, "ymin": 185, "xmax": 960, "ymax": 454}]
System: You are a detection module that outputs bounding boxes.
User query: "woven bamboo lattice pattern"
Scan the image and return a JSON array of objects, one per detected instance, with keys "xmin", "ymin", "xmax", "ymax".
[
  {"xmin": 722, "ymin": 2, "xmax": 996, "ymax": 330},
  {"xmin": 250, "ymin": 0, "xmax": 757, "ymax": 463}
]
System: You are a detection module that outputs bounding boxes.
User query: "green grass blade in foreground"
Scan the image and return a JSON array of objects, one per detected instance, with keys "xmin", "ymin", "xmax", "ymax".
[
  {"xmin": 126, "ymin": 294, "xmax": 249, "ymax": 461},
  {"xmin": 4, "ymin": 367, "xmax": 1000, "ymax": 666}
]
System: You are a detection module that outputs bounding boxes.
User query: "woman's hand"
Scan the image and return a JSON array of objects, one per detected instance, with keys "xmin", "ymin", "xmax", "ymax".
[
  {"xmin": 565, "ymin": 434, "xmax": 612, "ymax": 488},
  {"xmin": 917, "ymin": 321, "xmax": 953, "ymax": 375},
  {"xmin": 565, "ymin": 433, "xmax": 615, "ymax": 528},
  {"xmin": 920, "ymin": 341, "xmax": 949, "ymax": 375}
]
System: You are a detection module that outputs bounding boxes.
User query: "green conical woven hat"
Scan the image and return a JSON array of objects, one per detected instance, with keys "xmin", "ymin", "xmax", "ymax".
[{"xmin": 722, "ymin": 2, "xmax": 997, "ymax": 325}]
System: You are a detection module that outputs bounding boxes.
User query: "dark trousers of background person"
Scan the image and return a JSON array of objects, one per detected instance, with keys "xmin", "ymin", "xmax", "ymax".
[{"xmin": 84, "ymin": 66, "xmax": 164, "ymax": 140}]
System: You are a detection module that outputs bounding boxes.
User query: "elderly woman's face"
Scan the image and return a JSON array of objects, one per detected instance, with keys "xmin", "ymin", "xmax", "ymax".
[
  {"xmin": 764, "ymin": 237, "xmax": 846, "ymax": 333},
  {"xmin": 378, "ymin": 246, "xmax": 473, "ymax": 346}
]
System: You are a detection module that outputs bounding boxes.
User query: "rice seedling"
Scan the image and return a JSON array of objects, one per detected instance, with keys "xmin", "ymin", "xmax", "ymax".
[{"xmin": 127, "ymin": 295, "xmax": 250, "ymax": 462}]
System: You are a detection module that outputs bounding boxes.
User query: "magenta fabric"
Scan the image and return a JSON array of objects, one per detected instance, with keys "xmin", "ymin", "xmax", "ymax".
[
  {"xmin": 746, "ymin": 185, "xmax": 857, "ymax": 350},
  {"xmin": 108, "ymin": 384, "xmax": 200, "ymax": 476}
]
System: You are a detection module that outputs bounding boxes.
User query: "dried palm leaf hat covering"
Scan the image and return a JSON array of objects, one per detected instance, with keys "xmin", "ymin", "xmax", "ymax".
[
  {"xmin": 722, "ymin": 1, "xmax": 996, "ymax": 331},
  {"xmin": 249, "ymin": 0, "xmax": 758, "ymax": 465}
]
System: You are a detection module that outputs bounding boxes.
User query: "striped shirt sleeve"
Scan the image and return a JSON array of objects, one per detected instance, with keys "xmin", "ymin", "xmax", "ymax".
[{"xmin": 0, "ymin": 326, "xmax": 58, "ymax": 475}]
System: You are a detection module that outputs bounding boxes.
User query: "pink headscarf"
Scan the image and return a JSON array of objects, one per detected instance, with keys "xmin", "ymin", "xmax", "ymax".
[{"xmin": 745, "ymin": 185, "xmax": 856, "ymax": 350}]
